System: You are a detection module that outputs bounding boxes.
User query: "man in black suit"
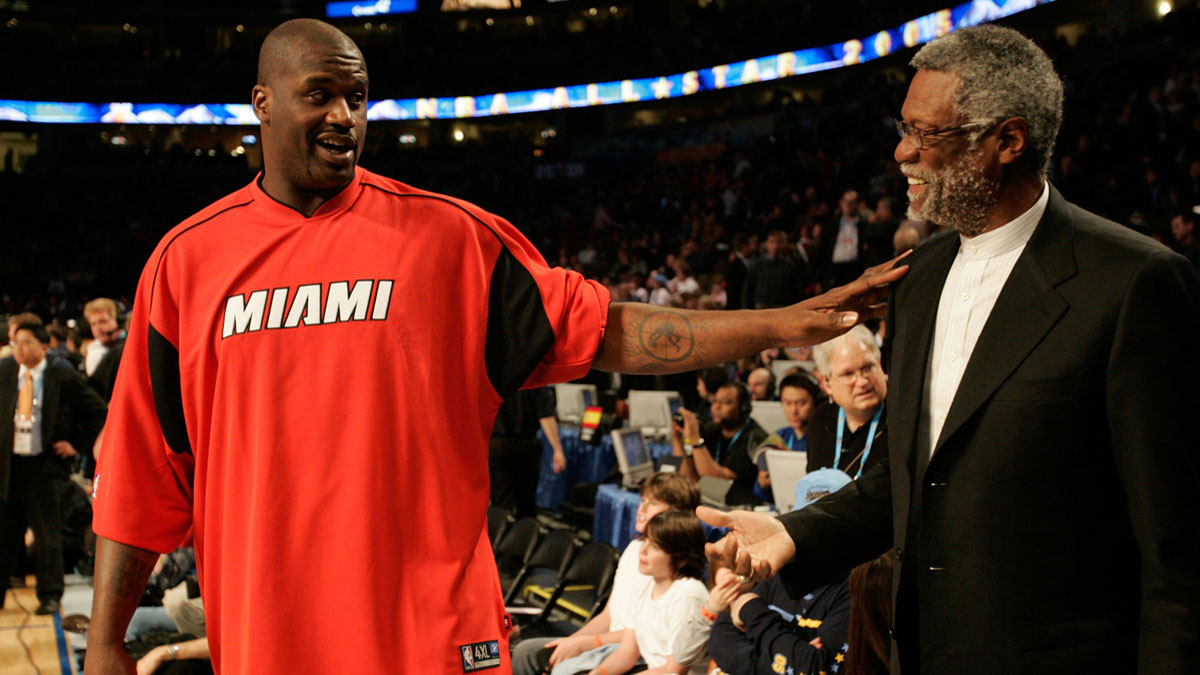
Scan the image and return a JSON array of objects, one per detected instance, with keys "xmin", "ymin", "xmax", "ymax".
[
  {"xmin": 701, "ymin": 25, "xmax": 1200, "ymax": 673},
  {"xmin": 816, "ymin": 189, "xmax": 872, "ymax": 290},
  {"xmin": 1, "ymin": 321, "xmax": 107, "ymax": 614},
  {"xmin": 85, "ymin": 297, "xmax": 127, "ymax": 403}
]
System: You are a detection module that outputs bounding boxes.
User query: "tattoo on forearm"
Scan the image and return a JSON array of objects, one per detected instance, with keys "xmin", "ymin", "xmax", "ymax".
[{"xmin": 623, "ymin": 310, "xmax": 709, "ymax": 372}]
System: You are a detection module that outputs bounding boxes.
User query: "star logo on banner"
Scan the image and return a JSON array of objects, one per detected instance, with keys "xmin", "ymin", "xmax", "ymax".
[
  {"xmin": 835, "ymin": 653, "xmax": 845, "ymax": 663},
  {"xmin": 842, "ymin": 643, "xmax": 850, "ymax": 652},
  {"xmin": 652, "ymin": 77, "xmax": 673, "ymax": 99}
]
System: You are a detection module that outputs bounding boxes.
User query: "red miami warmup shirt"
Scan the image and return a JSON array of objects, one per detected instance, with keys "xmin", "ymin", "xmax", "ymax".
[{"xmin": 93, "ymin": 166, "xmax": 610, "ymax": 674}]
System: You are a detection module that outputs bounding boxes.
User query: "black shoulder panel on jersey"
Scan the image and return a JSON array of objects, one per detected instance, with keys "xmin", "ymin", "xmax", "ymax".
[
  {"xmin": 148, "ymin": 324, "xmax": 193, "ymax": 456},
  {"xmin": 486, "ymin": 246, "xmax": 556, "ymax": 400}
]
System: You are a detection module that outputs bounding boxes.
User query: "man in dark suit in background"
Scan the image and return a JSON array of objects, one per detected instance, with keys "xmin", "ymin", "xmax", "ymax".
[
  {"xmin": 1, "ymin": 321, "xmax": 107, "ymax": 614},
  {"xmin": 701, "ymin": 25, "xmax": 1200, "ymax": 674},
  {"xmin": 85, "ymin": 298, "xmax": 127, "ymax": 403},
  {"xmin": 816, "ymin": 189, "xmax": 872, "ymax": 289}
]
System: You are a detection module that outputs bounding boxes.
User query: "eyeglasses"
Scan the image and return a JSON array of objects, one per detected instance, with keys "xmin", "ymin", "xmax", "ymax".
[
  {"xmin": 830, "ymin": 363, "xmax": 881, "ymax": 386},
  {"xmin": 894, "ymin": 118, "xmax": 985, "ymax": 150}
]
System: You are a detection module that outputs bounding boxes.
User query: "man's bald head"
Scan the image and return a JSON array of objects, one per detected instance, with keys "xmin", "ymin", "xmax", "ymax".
[{"xmin": 257, "ymin": 19, "xmax": 364, "ymax": 87}]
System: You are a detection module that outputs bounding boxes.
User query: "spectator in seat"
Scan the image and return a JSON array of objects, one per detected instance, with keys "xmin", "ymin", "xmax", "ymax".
[
  {"xmin": 805, "ymin": 326, "xmax": 888, "ymax": 478},
  {"xmin": 511, "ymin": 473, "xmax": 701, "ymax": 675},
  {"xmin": 671, "ymin": 382, "xmax": 768, "ymax": 504},
  {"xmin": 745, "ymin": 367, "xmax": 774, "ymax": 402},
  {"xmin": 567, "ymin": 510, "xmax": 714, "ymax": 675},
  {"xmin": 752, "ymin": 373, "xmax": 825, "ymax": 502}
]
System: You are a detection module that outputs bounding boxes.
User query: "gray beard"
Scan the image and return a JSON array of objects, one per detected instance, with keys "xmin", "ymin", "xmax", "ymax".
[{"xmin": 904, "ymin": 152, "xmax": 1000, "ymax": 237}]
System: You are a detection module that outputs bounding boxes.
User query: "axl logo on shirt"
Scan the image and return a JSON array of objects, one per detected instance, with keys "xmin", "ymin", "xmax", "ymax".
[
  {"xmin": 221, "ymin": 279, "xmax": 394, "ymax": 338},
  {"xmin": 459, "ymin": 640, "xmax": 500, "ymax": 672}
]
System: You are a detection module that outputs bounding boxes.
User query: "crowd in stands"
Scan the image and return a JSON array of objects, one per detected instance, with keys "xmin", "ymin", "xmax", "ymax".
[
  {"xmin": 4, "ymin": 8, "xmax": 1200, "ymax": 673},
  {"xmin": 6, "ymin": 9, "xmax": 1200, "ymax": 322}
]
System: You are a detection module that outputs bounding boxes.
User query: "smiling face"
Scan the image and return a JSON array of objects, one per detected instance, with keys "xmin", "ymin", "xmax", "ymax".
[
  {"xmin": 895, "ymin": 69, "xmax": 1000, "ymax": 237},
  {"xmin": 254, "ymin": 22, "xmax": 368, "ymax": 214}
]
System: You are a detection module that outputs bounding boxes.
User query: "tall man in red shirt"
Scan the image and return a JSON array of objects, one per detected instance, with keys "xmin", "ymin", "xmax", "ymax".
[{"xmin": 84, "ymin": 19, "xmax": 904, "ymax": 675}]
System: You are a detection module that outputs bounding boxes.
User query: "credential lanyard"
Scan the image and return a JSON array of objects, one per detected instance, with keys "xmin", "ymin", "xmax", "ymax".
[
  {"xmin": 715, "ymin": 426, "xmax": 746, "ymax": 465},
  {"xmin": 834, "ymin": 404, "xmax": 883, "ymax": 480}
]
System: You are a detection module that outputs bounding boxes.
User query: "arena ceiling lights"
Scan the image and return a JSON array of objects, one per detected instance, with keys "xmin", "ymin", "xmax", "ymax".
[{"xmin": 0, "ymin": 0, "xmax": 1051, "ymax": 125}]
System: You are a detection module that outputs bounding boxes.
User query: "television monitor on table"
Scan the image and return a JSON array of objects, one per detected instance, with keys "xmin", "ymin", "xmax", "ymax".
[
  {"xmin": 611, "ymin": 428, "xmax": 655, "ymax": 489},
  {"xmin": 750, "ymin": 400, "xmax": 789, "ymax": 436},
  {"xmin": 554, "ymin": 383, "xmax": 599, "ymax": 425},
  {"xmin": 626, "ymin": 390, "xmax": 683, "ymax": 440}
]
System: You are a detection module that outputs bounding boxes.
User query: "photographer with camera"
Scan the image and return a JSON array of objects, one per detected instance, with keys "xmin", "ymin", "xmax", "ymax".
[{"xmin": 671, "ymin": 382, "xmax": 767, "ymax": 505}]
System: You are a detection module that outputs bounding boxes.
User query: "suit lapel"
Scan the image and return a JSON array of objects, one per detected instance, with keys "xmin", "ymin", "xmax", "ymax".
[
  {"xmin": 890, "ymin": 232, "xmax": 958, "ymax": 476},
  {"xmin": 928, "ymin": 185, "xmax": 1078, "ymax": 462}
]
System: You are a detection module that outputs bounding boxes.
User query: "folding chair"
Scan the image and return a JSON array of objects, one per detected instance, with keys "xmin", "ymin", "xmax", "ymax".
[
  {"xmin": 492, "ymin": 517, "xmax": 543, "ymax": 593},
  {"xmin": 518, "ymin": 541, "xmax": 620, "ymax": 637},
  {"xmin": 504, "ymin": 528, "xmax": 577, "ymax": 607}
]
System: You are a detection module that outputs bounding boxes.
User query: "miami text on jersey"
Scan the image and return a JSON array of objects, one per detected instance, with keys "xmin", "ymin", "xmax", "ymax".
[{"xmin": 221, "ymin": 279, "xmax": 394, "ymax": 338}]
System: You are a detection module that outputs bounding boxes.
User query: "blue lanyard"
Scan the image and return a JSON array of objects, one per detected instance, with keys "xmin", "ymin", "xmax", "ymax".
[
  {"xmin": 715, "ymin": 426, "xmax": 746, "ymax": 464},
  {"xmin": 833, "ymin": 404, "xmax": 883, "ymax": 480},
  {"xmin": 786, "ymin": 431, "xmax": 797, "ymax": 451}
]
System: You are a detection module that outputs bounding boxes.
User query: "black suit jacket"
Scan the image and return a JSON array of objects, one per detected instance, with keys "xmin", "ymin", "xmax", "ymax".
[
  {"xmin": 88, "ymin": 336, "xmax": 126, "ymax": 403},
  {"xmin": 779, "ymin": 186, "xmax": 1200, "ymax": 673},
  {"xmin": 0, "ymin": 357, "xmax": 108, "ymax": 501}
]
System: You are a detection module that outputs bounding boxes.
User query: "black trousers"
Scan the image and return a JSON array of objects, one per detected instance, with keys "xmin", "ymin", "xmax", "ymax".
[
  {"xmin": 488, "ymin": 435, "xmax": 543, "ymax": 519},
  {"xmin": 0, "ymin": 455, "xmax": 66, "ymax": 601}
]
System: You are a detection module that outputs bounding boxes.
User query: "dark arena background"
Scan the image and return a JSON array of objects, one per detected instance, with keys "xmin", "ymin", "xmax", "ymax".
[{"xmin": 2, "ymin": 0, "xmax": 1199, "ymax": 673}]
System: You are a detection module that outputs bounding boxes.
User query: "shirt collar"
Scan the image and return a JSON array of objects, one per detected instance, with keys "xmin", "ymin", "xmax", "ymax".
[
  {"xmin": 249, "ymin": 166, "xmax": 365, "ymax": 222},
  {"xmin": 19, "ymin": 358, "xmax": 47, "ymax": 381},
  {"xmin": 957, "ymin": 182, "xmax": 1049, "ymax": 260}
]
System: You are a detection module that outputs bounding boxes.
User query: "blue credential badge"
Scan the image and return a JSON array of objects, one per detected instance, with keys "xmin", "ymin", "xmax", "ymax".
[{"xmin": 460, "ymin": 640, "xmax": 501, "ymax": 672}]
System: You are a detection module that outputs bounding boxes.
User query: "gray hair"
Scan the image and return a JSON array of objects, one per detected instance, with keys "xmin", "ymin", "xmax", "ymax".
[
  {"xmin": 812, "ymin": 325, "xmax": 880, "ymax": 378},
  {"xmin": 911, "ymin": 25, "xmax": 1063, "ymax": 178}
]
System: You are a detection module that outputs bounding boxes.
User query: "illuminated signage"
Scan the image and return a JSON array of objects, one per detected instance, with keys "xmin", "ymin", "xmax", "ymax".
[
  {"xmin": 3, "ymin": 0, "xmax": 1050, "ymax": 125},
  {"xmin": 326, "ymin": 0, "xmax": 418, "ymax": 18}
]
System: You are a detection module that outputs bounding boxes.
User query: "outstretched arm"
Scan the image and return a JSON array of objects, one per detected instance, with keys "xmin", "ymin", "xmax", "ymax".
[
  {"xmin": 593, "ymin": 254, "xmax": 907, "ymax": 374},
  {"xmin": 84, "ymin": 537, "xmax": 162, "ymax": 675}
]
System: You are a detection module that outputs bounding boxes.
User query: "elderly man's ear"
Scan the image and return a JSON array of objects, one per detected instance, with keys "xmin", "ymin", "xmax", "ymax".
[{"xmin": 995, "ymin": 117, "xmax": 1030, "ymax": 166}]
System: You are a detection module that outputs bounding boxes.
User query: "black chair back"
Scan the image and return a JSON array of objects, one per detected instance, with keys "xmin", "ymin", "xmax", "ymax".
[
  {"xmin": 503, "ymin": 528, "xmax": 577, "ymax": 605},
  {"xmin": 487, "ymin": 506, "xmax": 512, "ymax": 547},
  {"xmin": 533, "ymin": 541, "xmax": 620, "ymax": 623}
]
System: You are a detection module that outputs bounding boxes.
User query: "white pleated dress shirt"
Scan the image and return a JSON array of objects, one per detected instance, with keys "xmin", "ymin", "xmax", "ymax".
[{"xmin": 920, "ymin": 183, "xmax": 1049, "ymax": 459}]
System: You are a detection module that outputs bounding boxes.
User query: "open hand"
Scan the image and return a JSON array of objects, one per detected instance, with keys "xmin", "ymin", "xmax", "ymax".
[
  {"xmin": 697, "ymin": 506, "xmax": 796, "ymax": 585},
  {"xmin": 782, "ymin": 251, "xmax": 910, "ymax": 347}
]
